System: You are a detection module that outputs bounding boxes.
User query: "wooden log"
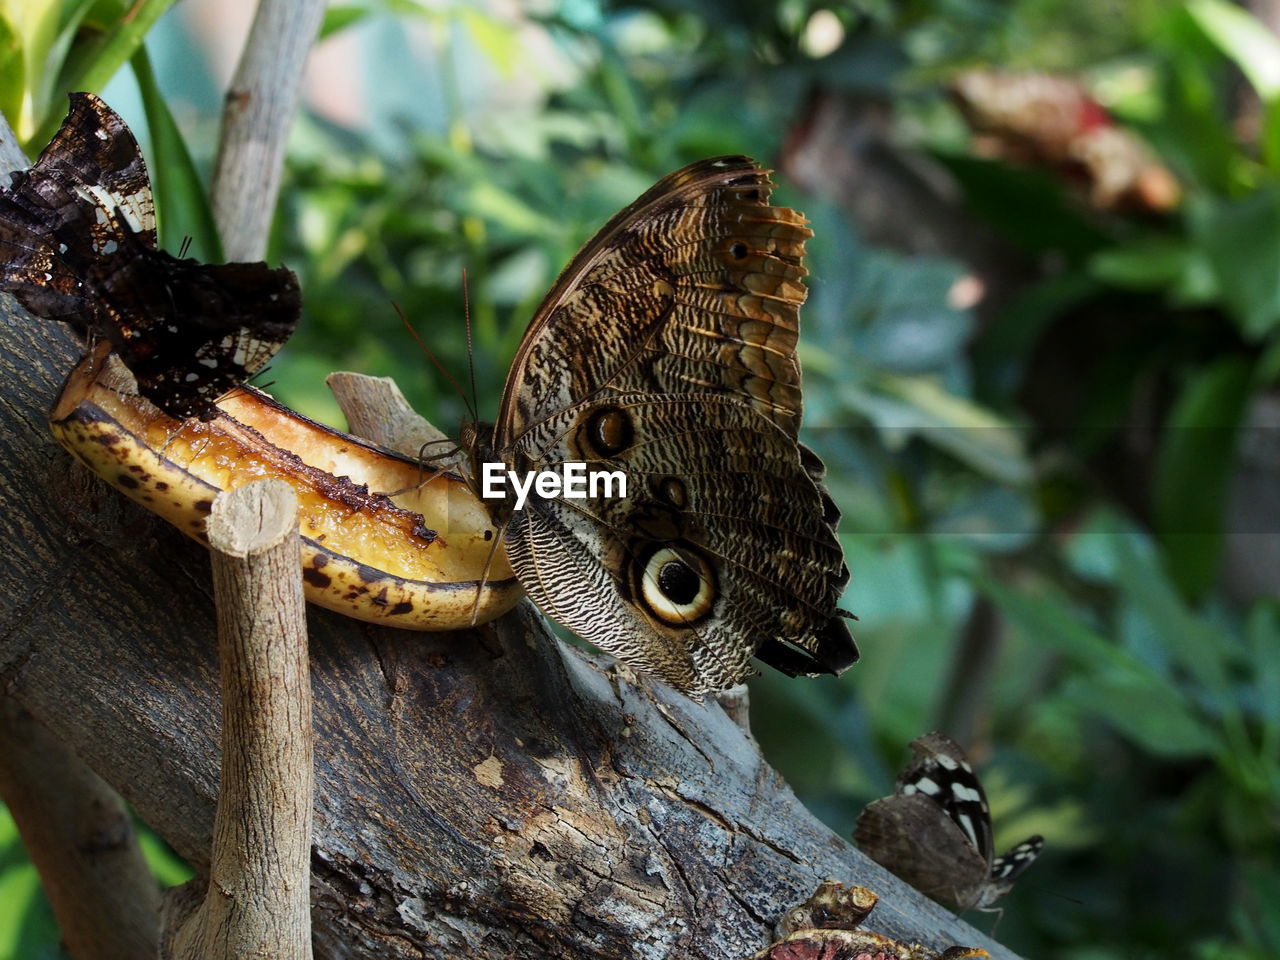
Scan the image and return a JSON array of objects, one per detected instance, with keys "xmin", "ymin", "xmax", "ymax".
[{"xmin": 0, "ymin": 301, "xmax": 1021, "ymax": 959}]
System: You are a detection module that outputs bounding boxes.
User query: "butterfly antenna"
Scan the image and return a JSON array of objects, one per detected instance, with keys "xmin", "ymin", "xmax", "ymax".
[
  {"xmin": 986, "ymin": 905, "xmax": 1005, "ymax": 936},
  {"xmin": 413, "ymin": 438, "xmax": 463, "ymax": 482},
  {"xmin": 418, "ymin": 437, "xmax": 461, "ymax": 459},
  {"xmin": 470, "ymin": 522, "xmax": 507, "ymax": 628},
  {"xmin": 178, "ymin": 235, "xmax": 193, "ymax": 259},
  {"xmin": 393, "ymin": 300, "xmax": 475, "ymax": 422},
  {"xmin": 176, "ymin": 431, "xmax": 216, "ymax": 467},
  {"xmin": 219, "ymin": 382, "xmax": 256, "ymax": 409},
  {"xmin": 378, "ymin": 453, "xmax": 455, "ymax": 500}
]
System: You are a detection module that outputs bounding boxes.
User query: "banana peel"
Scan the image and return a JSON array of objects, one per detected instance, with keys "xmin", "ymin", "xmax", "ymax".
[{"xmin": 49, "ymin": 346, "xmax": 522, "ymax": 630}]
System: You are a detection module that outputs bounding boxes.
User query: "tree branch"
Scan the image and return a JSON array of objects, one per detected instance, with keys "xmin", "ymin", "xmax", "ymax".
[
  {"xmin": 0, "ymin": 304, "xmax": 1022, "ymax": 960},
  {"xmin": 0, "ymin": 699, "xmax": 161, "ymax": 959},
  {"xmin": 325, "ymin": 371, "xmax": 453, "ymax": 452},
  {"xmin": 164, "ymin": 480, "xmax": 314, "ymax": 959},
  {"xmin": 0, "ymin": 99, "xmax": 164, "ymax": 960},
  {"xmin": 209, "ymin": 0, "xmax": 327, "ymax": 260}
]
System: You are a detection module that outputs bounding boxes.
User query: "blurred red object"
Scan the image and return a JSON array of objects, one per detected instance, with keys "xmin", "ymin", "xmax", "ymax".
[{"xmin": 951, "ymin": 70, "xmax": 1181, "ymax": 214}]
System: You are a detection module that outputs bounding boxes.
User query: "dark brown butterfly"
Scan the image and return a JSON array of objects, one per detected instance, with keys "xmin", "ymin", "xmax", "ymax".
[
  {"xmin": 459, "ymin": 156, "xmax": 857, "ymax": 695},
  {"xmin": 0, "ymin": 92, "xmax": 300, "ymax": 421},
  {"xmin": 855, "ymin": 732, "xmax": 1044, "ymax": 911}
]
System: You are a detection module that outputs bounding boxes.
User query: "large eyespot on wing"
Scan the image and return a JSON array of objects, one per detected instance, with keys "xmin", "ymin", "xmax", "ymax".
[
  {"xmin": 503, "ymin": 393, "xmax": 854, "ymax": 693},
  {"xmin": 633, "ymin": 543, "xmax": 717, "ymax": 627},
  {"xmin": 479, "ymin": 156, "xmax": 854, "ymax": 693}
]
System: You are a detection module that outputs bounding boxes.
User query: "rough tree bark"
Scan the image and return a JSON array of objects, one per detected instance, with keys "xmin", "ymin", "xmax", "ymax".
[
  {"xmin": 0, "ymin": 89, "xmax": 166, "ymax": 960},
  {"xmin": 164, "ymin": 480, "xmax": 315, "ymax": 959},
  {"xmin": 0, "ymin": 306, "xmax": 1023, "ymax": 959}
]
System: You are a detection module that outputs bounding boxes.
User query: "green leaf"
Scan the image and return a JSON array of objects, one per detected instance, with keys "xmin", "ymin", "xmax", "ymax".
[
  {"xmin": 1263, "ymin": 97, "xmax": 1280, "ymax": 174},
  {"xmin": 1246, "ymin": 605, "xmax": 1280, "ymax": 755},
  {"xmin": 459, "ymin": 7, "xmax": 522, "ymax": 82},
  {"xmin": 1089, "ymin": 236, "xmax": 1194, "ymax": 292},
  {"xmin": 1190, "ymin": 190, "xmax": 1280, "ymax": 339},
  {"xmin": 981, "ymin": 575, "xmax": 1221, "ymax": 758},
  {"xmin": 1257, "ymin": 334, "xmax": 1280, "ymax": 384},
  {"xmin": 319, "ymin": 4, "xmax": 372, "ymax": 40},
  {"xmin": 136, "ymin": 821, "xmax": 193, "ymax": 887},
  {"xmin": 1146, "ymin": 8, "xmax": 1248, "ymax": 193},
  {"xmin": 131, "ymin": 48, "xmax": 222, "ymax": 260},
  {"xmin": 1237, "ymin": 860, "xmax": 1280, "ymax": 955},
  {"xmin": 1153, "ymin": 356, "xmax": 1255, "ymax": 597},
  {"xmin": 1112, "ymin": 535, "xmax": 1234, "ymax": 699},
  {"xmin": 980, "ymin": 572, "xmax": 1139, "ymax": 671},
  {"xmin": 35, "ymin": 0, "xmax": 177, "ymax": 149},
  {"xmin": 0, "ymin": 0, "xmax": 93, "ymax": 142},
  {"xmin": 934, "ymin": 153, "xmax": 1110, "ymax": 261},
  {"xmin": 462, "ymin": 180, "xmax": 560, "ymax": 239},
  {"xmin": 1064, "ymin": 672, "xmax": 1220, "ymax": 758},
  {"xmin": 0, "ymin": 12, "xmax": 25, "ymax": 134},
  {"xmin": 0, "ymin": 857, "xmax": 40, "ymax": 959},
  {"xmin": 862, "ymin": 373, "xmax": 1032, "ymax": 487},
  {"xmin": 1188, "ymin": 0, "xmax": 1280, "ymax": 100}
]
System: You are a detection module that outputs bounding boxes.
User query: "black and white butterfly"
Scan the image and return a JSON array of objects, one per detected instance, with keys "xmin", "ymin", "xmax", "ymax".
[
  {"xmin": 854, "ymin": 731, "xmax": 1044, "ymax": 911},
  {"xmin": 0, "ymin": 92, "xmax": 300, "ymax": 421}
]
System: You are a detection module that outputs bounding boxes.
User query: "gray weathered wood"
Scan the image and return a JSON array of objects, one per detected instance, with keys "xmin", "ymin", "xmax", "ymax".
[
  {"xmin": 0, "ymin": 301, "xmax": 1021, "ymax": 959},
  {"xmin": 0, "ymin": 109, "xmax": 25, "ymax": 172}
]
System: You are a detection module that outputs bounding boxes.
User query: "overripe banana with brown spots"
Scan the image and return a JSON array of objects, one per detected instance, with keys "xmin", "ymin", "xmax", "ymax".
[{"xmin": 49, "ymin": 348, "xmax": 522, "ymax": 630}]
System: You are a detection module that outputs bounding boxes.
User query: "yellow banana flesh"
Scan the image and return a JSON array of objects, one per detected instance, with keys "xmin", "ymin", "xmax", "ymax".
[{"xmin": 48, "ymin": 349, "xmax": 522, "ymax": 630}]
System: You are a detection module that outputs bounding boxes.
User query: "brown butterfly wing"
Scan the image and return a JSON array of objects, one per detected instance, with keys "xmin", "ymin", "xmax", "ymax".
[
  {"xmin": 495, "ymin": 156, "xmax": 810, "ymax": 442},
  {"xmin": 0, "ymin": 92, "xmax": 155, "ymax": 322},
  {"xmin": 0, "ymin": 93, "xmax": 301, "ymax": 421},
  {"xmin": 487, "ymin": 157, "xmax": 856, "ymax": 693},
  {"xmin": 853, "ymin": 794, "xmax": 992, "ymax": 912},
  {"xmin": 504, "ymin": 393, "xmax": 849, "ymax": 690},
  {"xmin": 900, "ymin": 732, "xmax": 996, "ymax": 865}
]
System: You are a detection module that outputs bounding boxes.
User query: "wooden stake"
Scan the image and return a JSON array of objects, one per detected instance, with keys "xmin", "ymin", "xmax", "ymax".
[{"xmin": 165, "ymin": 479, "xmax": 314, "ymax": 960}]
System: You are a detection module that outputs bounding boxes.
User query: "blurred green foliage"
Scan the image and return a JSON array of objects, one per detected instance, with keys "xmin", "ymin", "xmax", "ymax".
[{"xmin": 2, "ymin": 0, "xmax": 1279, "ymax": 958}]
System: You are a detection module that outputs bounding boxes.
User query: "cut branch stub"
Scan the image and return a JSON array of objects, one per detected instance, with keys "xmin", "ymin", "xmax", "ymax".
[{"xmin": 163, "ymin": 480, "xmax": 314, "ymax": 960}]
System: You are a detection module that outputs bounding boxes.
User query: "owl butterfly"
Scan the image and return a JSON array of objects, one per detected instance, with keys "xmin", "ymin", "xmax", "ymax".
[
  {"xmin": 0, "ymin": 92, "xmax": 300, "ymax": 421},
  {"xmin": 459, "ymin": 156, "xmax": 858, "ymax": 696},
  {"xmin": 854, "ymin": 732, "xmax": 1044, "ymax": 912}
]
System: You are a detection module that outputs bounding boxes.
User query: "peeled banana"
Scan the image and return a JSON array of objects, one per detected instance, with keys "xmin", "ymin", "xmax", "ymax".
[{"xmin": 49, "ymin": 348, "xmax": 522, "ymax": 630}]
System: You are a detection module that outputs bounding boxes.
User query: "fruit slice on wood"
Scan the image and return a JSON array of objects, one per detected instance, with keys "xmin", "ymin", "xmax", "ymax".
[{"xmin": 49, "ymin": 346, "xmax": 522, "ymax": 630}]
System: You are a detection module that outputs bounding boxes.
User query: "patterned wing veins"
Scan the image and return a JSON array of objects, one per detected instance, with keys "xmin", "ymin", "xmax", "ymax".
[{"xmin": 0, "ymin": 92, "xmax": 300, "ymax": 420}]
